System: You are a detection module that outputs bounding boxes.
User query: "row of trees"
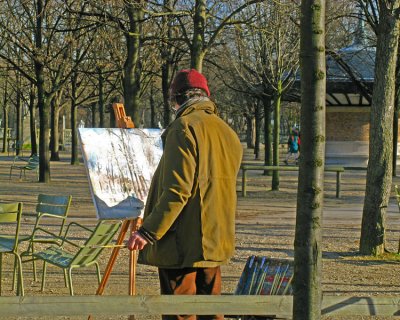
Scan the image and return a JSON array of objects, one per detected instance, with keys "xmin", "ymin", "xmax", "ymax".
[{"xmin": 0, "ymin": 0, "xmax": 360, "ymax": 181}]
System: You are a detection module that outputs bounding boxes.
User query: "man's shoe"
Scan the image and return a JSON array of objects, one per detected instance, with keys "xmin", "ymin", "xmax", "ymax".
[{"xmin": 284, "ymin": 160, "xmax": 288, "ymax": 165}]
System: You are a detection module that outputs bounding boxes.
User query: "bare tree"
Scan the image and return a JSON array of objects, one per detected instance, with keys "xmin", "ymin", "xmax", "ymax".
[
  {"xmin": 359, "ymin": 0, "xmax": 400, "ymax": 255},
  {"xmin": 68, "ymin": 1, "xmax": 146, "ymax": 125},
  {"xmin": 224, "ymin": 0, "xmax": 300, "ymax": 183},
  {"xmin": 357, "ymin": 0, "xmax": 400, "ymax": 178},
  {"xmin": 0, "ymin": 1, "xmax": 93, "ymax": 182},
  {"xmin": 293, "ymin": 0, "xmax": 326, "ymax": 319},
  {"xmin": 186, "ymin": 0, "xmax": 264, "ymax": 72}
]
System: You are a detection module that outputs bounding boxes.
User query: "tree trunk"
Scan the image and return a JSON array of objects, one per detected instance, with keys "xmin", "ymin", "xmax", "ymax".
[
  {"xmin": 2, "ymin": 80, "xmax": 9, "ymax": 154},
  {"xmin": 263, "ymin": 96, "xmax": 273, "ymax": 176},
  {"xmin": 50, "ymin": 98, "xmax": 60, "ymax": 161},
  {"xmin": 393, "ymin": 55, "xmax": 400, "ymax": 176},
  {"xmin": 245, "ymin": 113, "xmax": 254, "ymax": 149},
  {"xmin": 16, "ymin": 84, "xmax": 22, "ymax": 156},
  {"xmin": 150, "ymin": 85, "xmax": 156, "ymax": 128},
  {"xmin": 191, "ymin": 0, "xmax": 206, "ymax": 72},
  {"xmin": 98, "ymin": 68, "xmax": 104, "ymax": 127},
  {"xmin": 70, "ymin": 102, "xmax": 79, "ymax": 165},
  {"xmin": 37, "ymin": 88, "xmax": 51, "ymax": 182},
  {"xmin": 91, "ymin": 103, "xmax": 96, "ymax": 128},
  {"xmin": 254, "ymin": 101, "xmax": 261, "ymax": 160},
  {"xmin": 393, "ymin": 93, "xmax": 399, "ymax": 176},
  {"xmin": 293, "ymin": 1, "xmax": 326, "ymax": 319},
  {"xmin": 161, "ymin": 62, "xmax": 172, "ymax": 127},
  {"xmin": 161, "ymin": 0, "xmax": 173, "ymax": 128},
  {"xmin": 123, "ymin": 1, "xmax": 142, "ymax": 125},
  {"xmin": 272, "ymin": 85, "xmax": 282, "ymax": 191},
  {"xmin": 29, "ymin": 84, "xmax": 38, "ymax": 156},
  {"xmin": 360, "ymin": 0, "xmax": 400, "ymax": 255},
  {"xmin": 70, "ymin": 72, "xmax": 79, "ymax": 165},
  {"xmin": 161, "ymin": 64, "xmax": 171, "ymax": 128},
  {"xmin": 36, "ymin": 0, "xmax": 51, "ymax": 182}
]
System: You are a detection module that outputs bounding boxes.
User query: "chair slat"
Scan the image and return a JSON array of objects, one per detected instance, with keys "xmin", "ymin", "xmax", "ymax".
[
  {"xmin": 38, "ymin": 194, "xmax": 71, "ymax": 206},
  {"xmin": 0, "ymin": 203, "xmax": 20, "ymax": 214},
  {"xmin": 36, "ymin": 204, "xmax": 69, "ymax": 216},
  {"xmin": 0, "ymin": 212, "xmax": 19, "ymax": 223}
]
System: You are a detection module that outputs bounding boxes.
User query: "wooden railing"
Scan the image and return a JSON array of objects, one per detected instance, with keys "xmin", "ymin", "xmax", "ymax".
[
  {"xmin": 1, "ymin": 295, "xmax": 399, "ymax": 318},
  {"xmin": 240, "ymin": 165, "xmax": 345, "ymax": 198}
]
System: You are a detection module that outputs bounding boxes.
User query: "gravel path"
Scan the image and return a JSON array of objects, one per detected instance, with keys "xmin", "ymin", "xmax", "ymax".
[{"xmin": 1, "ymin": 147, "xmax": 400, "ymax": 319}]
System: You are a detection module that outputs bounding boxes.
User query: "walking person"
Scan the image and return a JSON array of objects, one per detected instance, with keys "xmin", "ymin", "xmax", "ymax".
[
  {"xmin": 127, "ymin": 68, "xmax": 243, "ymax": 320},
  {"xmin": 284, "ymin": 129, "xmax": 300, "ymax": 165}
]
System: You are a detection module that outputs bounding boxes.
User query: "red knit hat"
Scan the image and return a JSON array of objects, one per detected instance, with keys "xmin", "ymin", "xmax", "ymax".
[{"xmin": 170, "ymin": 69, "xmax": 210, "ymax": 97}]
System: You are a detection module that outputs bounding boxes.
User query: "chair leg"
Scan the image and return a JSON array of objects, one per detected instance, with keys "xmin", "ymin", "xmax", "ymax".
[
  {"xmin": 41, "ymin": 261, "xmax": 47, "ymax": 292},
  {"xmin": 67, "ymin": 268, "xmax": 74, "ymax": 296},
  {"xmin": 63, "ymin": 269, "xmax": 68, "ymax": 287},
  {"xmin": 12, "ymin": 256, "xmax": 17, "ymax": 291},
  {"xmin": 14, "ymin": 254, "xmax": 24, "ymax": 296},
  {"xmin": 95, "ymin": 262, "xmax": 101, "ymax": 284},
  {"xmin": 31, "ymin": 245, "xmax": 38, "ymax": 282}
]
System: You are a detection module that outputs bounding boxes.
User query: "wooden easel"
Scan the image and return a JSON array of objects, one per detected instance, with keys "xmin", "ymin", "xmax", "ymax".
[{"xmin": 88, "ymin": 103, "xmax": 140, "ymax": 320}]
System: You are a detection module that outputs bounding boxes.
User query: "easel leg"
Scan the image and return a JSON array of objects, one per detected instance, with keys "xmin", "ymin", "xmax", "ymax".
[
  {"xmin": 128, "ymin": 246, "xmax": 137, "ymax": 320},
  {"xmin": 129, "ymin": 221, "xmax": 137, "ymax": 296},
  {"xmin": 97, "ymin": 219, "xmax": 130, "ymax": 295}
]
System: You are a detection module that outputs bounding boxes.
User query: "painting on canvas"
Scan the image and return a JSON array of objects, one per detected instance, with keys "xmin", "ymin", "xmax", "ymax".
[{"xmin": 78, "ymin": 128, "xmax": 163, "ymax": 220}]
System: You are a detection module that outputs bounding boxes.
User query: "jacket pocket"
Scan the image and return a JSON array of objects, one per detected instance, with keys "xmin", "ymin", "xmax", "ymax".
[{"xmin": 138, "ymin": 230, "xmax": 181, "ymax": 267}]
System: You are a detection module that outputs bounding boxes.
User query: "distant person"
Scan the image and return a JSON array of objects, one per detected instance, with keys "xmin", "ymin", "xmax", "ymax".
[
  {"xmin": 127, "ymin": 68, "xmax": 243, "ymax": 320},
  {"xmin": 284, "ymin": 129, "xmax": 300, "ymax": 165}
]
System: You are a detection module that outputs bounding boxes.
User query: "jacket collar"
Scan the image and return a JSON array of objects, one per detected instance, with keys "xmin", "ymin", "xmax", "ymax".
[
  {"xmin": 175, "ymin": 98, "xmax": 217, "ymax": 118},
  {"xmin": 161, "ymin": 99, "xmax": 217, "ymax": 147}
]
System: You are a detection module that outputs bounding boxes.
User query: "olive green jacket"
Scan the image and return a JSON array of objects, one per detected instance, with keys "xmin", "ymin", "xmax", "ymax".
[{"xmin": 138, "ymin": 99, "xmax": 243, "ymax": 268}]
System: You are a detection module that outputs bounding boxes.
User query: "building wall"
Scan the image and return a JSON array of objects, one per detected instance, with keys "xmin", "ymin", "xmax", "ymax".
[
  {"xmin": 325, "ymin": 107, "xmax": 400, "ymax": 166},
  {"xmin": 326, "ymin": 107, "xmax": 370, "ymax": 141}
]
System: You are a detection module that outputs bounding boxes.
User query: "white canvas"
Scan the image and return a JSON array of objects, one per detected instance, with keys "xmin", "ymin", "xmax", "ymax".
[{"xmin": 78, "ymin": 128, "xmax": 163, "ymax": 220}]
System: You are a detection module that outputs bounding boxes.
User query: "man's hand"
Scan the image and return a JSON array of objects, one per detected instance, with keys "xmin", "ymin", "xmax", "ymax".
[{"xmin": 127, "ymin": 231, "xmax": 148, "ymax": 251}]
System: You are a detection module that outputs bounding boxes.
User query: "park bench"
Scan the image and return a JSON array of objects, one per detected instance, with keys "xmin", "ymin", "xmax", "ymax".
[
  {"xmin": 9, "ymin": 154, "xmax": 39, "ymax": 180},
  {"xmin": 240, "ymin": 164, "xmax": 345, "ymax": 198}
]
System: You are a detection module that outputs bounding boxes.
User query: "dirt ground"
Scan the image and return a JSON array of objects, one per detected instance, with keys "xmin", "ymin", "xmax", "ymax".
[{"xmin": 1, "ymin": 145, "xmax": 400, "ymax": 320}]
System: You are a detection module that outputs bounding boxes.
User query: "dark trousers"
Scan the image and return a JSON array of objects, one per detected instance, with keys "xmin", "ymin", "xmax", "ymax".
[{"xmin": 158, "ymin": 266, "xmax": 223, "ymax": 320}]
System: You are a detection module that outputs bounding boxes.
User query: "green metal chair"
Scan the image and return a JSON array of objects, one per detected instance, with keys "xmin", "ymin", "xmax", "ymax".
[
  {"xmin": 19, "ymin": 194, "xmax": 72, "ymax": 281},
  {"xmin": 9, "ymin": 154, "xmax": 39, "ymax": 180},
  {"xmin": 32, "ymin": 220, "xmax": 121, "ymax": 295},
  {"xmin": 0, "ymin": 202, "xmax": 24, "ymax": 296}
]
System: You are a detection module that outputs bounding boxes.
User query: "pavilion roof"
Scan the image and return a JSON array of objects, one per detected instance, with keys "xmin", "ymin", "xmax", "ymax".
[{"xmin": 286, "ymin": 43, "xmax": 376, "ymax": 107}]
